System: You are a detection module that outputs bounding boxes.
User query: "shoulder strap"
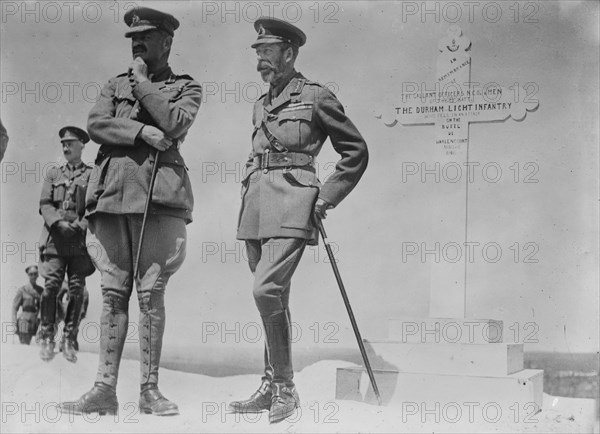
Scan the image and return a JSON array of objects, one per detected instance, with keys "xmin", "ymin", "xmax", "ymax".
[
  {"xmin": 260, "ymin": 118, "xmax": 287, "ymax": 153},
  {"xmin": 290, "ymin": 78, "xmax": 306, "ymax": 104}
]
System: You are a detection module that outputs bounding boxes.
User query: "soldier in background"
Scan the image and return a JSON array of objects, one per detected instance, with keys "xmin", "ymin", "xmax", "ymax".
[
  {"xmin": 12, "ymin": 265, "xmax": 43, "ymax": 345},
  {"xmin": 38, "ymin": 126, "xmax": 95, "ymax": 363}
]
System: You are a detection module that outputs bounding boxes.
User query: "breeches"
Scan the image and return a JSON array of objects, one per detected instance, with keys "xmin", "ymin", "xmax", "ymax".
[{"xmin": 245, "ymin": 238, "xmax": 307, "ymax": 317}]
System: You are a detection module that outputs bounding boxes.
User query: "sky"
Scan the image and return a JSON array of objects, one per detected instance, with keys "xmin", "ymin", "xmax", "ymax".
[{"xmin": 0, "ymin": 1, "xmax": 598, "ymax": 356}]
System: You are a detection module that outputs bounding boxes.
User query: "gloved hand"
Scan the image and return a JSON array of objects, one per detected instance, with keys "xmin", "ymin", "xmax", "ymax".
[
  {"xmin": 313, "ymin": 198, "xmax": 332, "ymax": 220},
  {"xmin": 54, "ymin": 221, "xmax": 78, "ymax": 239}
]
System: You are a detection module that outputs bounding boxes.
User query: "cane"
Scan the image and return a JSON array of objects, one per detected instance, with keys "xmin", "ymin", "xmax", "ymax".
[
  {"xmin": 315, "ymin": 217, "xmax": 382, "ymax": 406},
  {"xmin": 133, "ymin": 149, "xmax": 161, "ymax": 279}
]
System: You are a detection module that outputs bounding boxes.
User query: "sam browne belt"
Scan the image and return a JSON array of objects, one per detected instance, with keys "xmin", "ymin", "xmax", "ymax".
[{"xmin": 253, "ymin": 150, "xmax": 314, "ymax": 173}]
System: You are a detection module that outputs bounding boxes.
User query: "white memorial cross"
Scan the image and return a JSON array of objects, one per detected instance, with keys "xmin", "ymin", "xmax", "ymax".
[{"xmin": 379, "ymin": 25, "xmax": 538, "ymax": 318}]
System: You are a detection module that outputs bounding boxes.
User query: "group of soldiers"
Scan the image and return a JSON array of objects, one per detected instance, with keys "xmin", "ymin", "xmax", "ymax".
[
  {"xmin": 11, "ymin": 124, "xmax": 93, "ymax": 362},
  {"xmin": 6, "ymin": 6, "xmax": 368, "ymax": 424},
  {"xmin": 12, "ymin": 266, "xmax": 89, "ymax": 350}
]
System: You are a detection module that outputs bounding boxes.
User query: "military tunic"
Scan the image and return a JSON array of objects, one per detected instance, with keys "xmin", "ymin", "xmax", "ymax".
[
  {"xmin": 86, "ymin": 65, "xmax": 200, "ymax": 223},
  {"xmin": 237, "ymin": 71, "xmax": 369, "ymax": 245},
  {"xmin": 39, "ymin": 162, "xmax": 92, "ymax": 258}
]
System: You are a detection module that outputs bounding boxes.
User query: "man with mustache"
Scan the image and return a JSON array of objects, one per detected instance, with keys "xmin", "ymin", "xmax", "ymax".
[
  {"xmin": 38, "ymin": 126, "xmax": 94, "ymax": 363},
  {"xmin": 59, "ymin": 7, "xmax": 201, "ymax": 417},
  {"xmin": 231, "ymin": 18, "xmax": 368, "ymax": 423}
]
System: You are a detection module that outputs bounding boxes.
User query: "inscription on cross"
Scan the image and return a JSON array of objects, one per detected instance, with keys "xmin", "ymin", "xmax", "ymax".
[{"xmin": 378, "ymin": 25, "xmax": 538, "ymax": 318}]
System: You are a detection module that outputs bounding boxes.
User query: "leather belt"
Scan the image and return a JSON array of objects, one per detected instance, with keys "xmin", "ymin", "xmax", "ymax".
[
  {"xmin": 22, "ymin": 306, "xmax": 37, "ymax": 313},
  {"xmin": 53, "ymin": 200, "xmax": 76, "ymax": 211},
  {"xmin": 253, "ymin": 150, "xmax": 314, "ymax": 174}
]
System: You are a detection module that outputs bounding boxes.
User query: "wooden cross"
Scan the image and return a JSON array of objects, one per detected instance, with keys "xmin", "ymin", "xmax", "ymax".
[{"xmin": 378, "ymin": 25, "xmax": 538, "ymax": 318}]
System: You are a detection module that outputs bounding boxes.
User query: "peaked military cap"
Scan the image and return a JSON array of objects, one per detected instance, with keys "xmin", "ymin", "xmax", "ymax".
[
  {"xmin": 251, "ymin": 17, "xmax": 306, "ymax": 48},
  {"xmin": 124, "ymin": 7, "xmax": 179, "ymax": 38},
  {"xmin": 59, "ymin": 126, "xmax": 89, "ymax": 144},
  {"xmin": 25, "ymin": 265, "xmax": 38, "ymax": 274}
]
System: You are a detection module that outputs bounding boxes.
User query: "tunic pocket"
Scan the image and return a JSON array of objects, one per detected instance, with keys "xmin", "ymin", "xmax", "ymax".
[
  {"xmin": 280, "ymin": 169, "xmax": 320, "ymax": 231},
  {"xmin": 151, "ymin": 153, "xmax": 194, "ymax": 211},
  {"xmin": 276, "ymin": 106, "xmax": 313, "ymax": 148}
]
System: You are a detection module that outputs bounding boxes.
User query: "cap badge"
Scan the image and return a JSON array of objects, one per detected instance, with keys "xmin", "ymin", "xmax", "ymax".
[
  {"xmin": 258, "ymin": 24, "xmax": 266, "ymax": 35},
  {"xmin": 131, "ymin": 14, "xmax": 140, "ymax": 24}
]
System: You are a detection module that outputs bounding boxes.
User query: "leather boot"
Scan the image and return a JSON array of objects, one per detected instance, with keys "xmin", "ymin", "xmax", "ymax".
[
  {"xmin": 58, "ymin": 382, "xmax": 118, "ymax": 416},
  {"xmin": 39, "ymin": 337, "xmax": 55, "ymax": 362},
  {"xmin": 139, "ymin": 383, "xmax": 179, "ymax": 416},
  {"xmin": 39, "ymin": 290, "xmax": 57, "ymax": 361},
  {"xmin": 228, "ymin": 341, "xmax": 274, "ymax": 413},
  {"xmin": 95, "ymin": 293, "xmax": 128, "ymax": 388},
  {"xmin": 138, "ymin": 291, "xmax": 166, "ymax": 386},
  {"xmin": 269, "ymin": 383, "xmax": 300, "ymax": 424},
  {"xmin": 62, "ymin": 289, "xmax": 83, "ymax": 363},
  {"xmin": 228, "ymin": 378, "xmax": 272, "ymax": 413},
  {"xmin": 262, "ymin": 310, "xmax": 299, "ymax": 423},
  {"xmin": 63, "ymin": 337, "xmax": 78, "ymax": 363},
  {"xmin": 64, "ymin": 289, "xmax": 83, "ymax": 342}
]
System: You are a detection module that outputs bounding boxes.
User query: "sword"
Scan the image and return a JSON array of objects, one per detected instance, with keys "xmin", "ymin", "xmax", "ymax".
[{"xmin": 315, "ymin": 217, "xmax": 382, "ymax": 406}]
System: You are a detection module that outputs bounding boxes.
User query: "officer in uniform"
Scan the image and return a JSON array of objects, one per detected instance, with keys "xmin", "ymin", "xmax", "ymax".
[
  {"xmin": 12, "ymin": 265, "xmax": 43, "ymax": 345},
  {"xmin": 230, "ymin": 18, "xmax": 368, "ymax": 423},
  {"xmin": 38, "ymin": 126, "xmax": 94, "ymax": 363},
  {"xmin": 59, "ymin": 7, "xmax": 201, "ymax": 417}
]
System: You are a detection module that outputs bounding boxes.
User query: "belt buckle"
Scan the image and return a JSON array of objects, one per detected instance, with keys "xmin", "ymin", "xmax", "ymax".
[
  {"xmin": 281, "ymin": 154, "xmax": 292, "ymax": 171},
  {"xmin": 262, "ymin": 149, "xmax": 270, "ymax": 174},
  {"xmin": 62, "ymin": 200, "xmax": 70, "ymax": 210}
]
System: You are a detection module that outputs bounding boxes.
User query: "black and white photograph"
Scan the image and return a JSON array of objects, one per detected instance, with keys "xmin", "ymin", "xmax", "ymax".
[{"xmin": 1, "ymin": 1, "xmax": 598, "ymax": 432}]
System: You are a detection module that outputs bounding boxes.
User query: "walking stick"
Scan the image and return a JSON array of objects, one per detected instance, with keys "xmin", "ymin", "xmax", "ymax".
[
  {"xmin": 133, "ymin": 149, "xmax": 161, "ymax": 279},
  {"xmin": 315, "ymin": 217, "xmax": 382, "ymax": 406}
]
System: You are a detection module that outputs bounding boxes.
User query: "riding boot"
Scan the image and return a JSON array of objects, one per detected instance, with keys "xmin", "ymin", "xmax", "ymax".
[
  {"xmin": 228, "ymin": 344, "xmax": 273, "ymax": 413},
  {"xmin": 138, "ymin": 291, "xmax": 177, "ymax": 415},
  {"xmin": 58, "ymin": 382, "xmax": 118, "ymax": 416},
  {"xmin": 262, "ymin": 310, "xmax": 299, "ymax": 423},
  {"xmin": 139, "ymin": 383, "xmax": 179, "ymax": 416},
  {"xmin": 62, "ymin": 291, "xmax": 83, "ymax": 363},
  {"xmin": 95, "ymin": 293, "xmax": 129, "ymax": 388},
  {"xmin": 58, "ymin": 293, "xmax": 127, "ymax": 416},
  {"xmin": 39, "ymin": 292, "xmax": 57, "ymax": 361}
]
